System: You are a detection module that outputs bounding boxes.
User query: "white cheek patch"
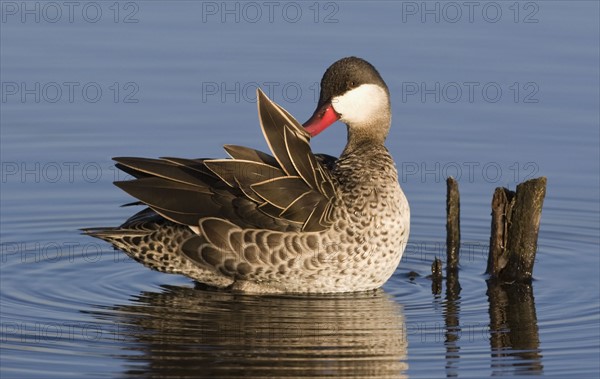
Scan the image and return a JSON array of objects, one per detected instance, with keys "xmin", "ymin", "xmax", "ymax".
[{"xmin": 331, "ymin": 84, "xmax": 388, "ymax": 126}]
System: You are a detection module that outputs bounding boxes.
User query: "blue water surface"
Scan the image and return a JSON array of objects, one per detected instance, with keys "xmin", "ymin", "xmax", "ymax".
[{"xmin": 1, "ymin": 1, "xmax": 599, "ymax": 378}]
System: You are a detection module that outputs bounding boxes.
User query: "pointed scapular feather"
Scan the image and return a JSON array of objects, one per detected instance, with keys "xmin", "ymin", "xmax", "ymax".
[
  {"xmin": 223, "ymin": 145, "xmax": 279, "ymax": 167},
  {"xmin": 204, "ymin": 159, "xmax": 284, "ymax": 188},
  {"xmin": 159, "ymin": 157, "xmax": 216, "ymax": 177},
  {"xmin": 323, "ymin": 202, "xmax": 335, "ymax": 225},
  {"xmin": 231, "ymin": 197, "xmax": 272, "ymax": 223},
  {"xmin": 312, "ymin": 154, "xmax": 337, "ymax": 197},
  {"xmin": 256, "ymin": 89, "xmax": 299, "ymax": 176},
  {"xmin": 114, "ymin": 177, "xmax": 214, "ymax": 214},
  {"xmin": 251, "ymin": 176, "xmax": 311, "ymax": 209},
  {"xmin": 233, "ymin": 176, "xmax": 263, "ymax": 203},
  {"xmin": 258, "ymin": 202, "xmax": 303, "ymax": 225},
  {"xmin": 280, "ymin": 191, "xmax": 323, "ymax": 223},
  {"xmin": 114, "ymin": 163, "xmax": 150, "ymax": 179},
  {"xmin": 311, "ymin": 159, "xmax": 336, "ymax": 199},
  {"xmin": 147, "ymin": 205, "xmax": 207, "ymax": 227},
  {"xmin": 271, "ymin": 100, "xmax": 311, "ymax": 139},
  {"xmin": 258, "ymin": 90, "xmax": 335, "ymax": 196},
  {"xmin": 302, "ymin": 200, "xmax": 330, "ymax": 232},
  {"xmin": 114, "ymin": 157, "xmax": 209, "ymax": 188},
  {"xmin": 283, "ymin": 126, "xmax": 320, "ymax": 190}
]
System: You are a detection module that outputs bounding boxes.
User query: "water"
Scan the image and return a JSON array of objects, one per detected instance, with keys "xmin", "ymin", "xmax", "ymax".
[{"xmin": 1, "ymin": 1, "xmax": 599, "ymax": 377}]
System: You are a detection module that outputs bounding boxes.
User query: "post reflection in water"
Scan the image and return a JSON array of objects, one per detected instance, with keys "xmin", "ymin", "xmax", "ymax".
[
  {"xmin": 487, "ymin": 281, "xmax": 544, "ymax": 376},
  {"xmin": 87, "ymin": 285, "xmax": 408, "ymax": 378},
  {"xmin": 434, "ymin": 268, "xmax": 543, "ymax": 377},
  {"xmin": 443, "ymin": 269, "xmax": 461, "ymax": 378}
]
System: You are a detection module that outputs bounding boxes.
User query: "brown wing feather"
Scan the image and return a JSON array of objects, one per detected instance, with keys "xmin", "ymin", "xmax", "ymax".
[
  {"xmin": 255, "ymin": 88, "xmax": 337, "ymax": 230},
  {"xmin": 223, "ymin": 145, "xmax": 279, "ymax": 166},
  {"xmin": 280, "ymin": 191, "xmax": 323, "ymax": 223},
  {"xmin": 114, "ymin": 157, "xmax": 212, "ymax": 187},
  {"xmin": 283, "ymin": 126, "xmax": 320, "ymax": 190},
  {"xmin": 111, "ymin": 89, "xmax": 338, "ymax": 233},
  {"xmin": 204, "ymin": 159, "xmax": 285, "ymax": 201},
  {"xmin": 251, "ymin": 176, "xmax": 310, "ymax": 209},
  {"xmin": 257, "ymin": 90, "xmax": 302, "ymax": 176},
  {"xmin": 114, "ymin": 177, "xmax": 214, "ymax": 214}
]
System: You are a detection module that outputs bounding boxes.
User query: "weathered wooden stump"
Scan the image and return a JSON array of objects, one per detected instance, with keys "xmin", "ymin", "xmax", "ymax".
[
  {"xmin": 486, "ymin": 177, "xmax": 547, "ymax": 282},
  {"xmin": 446, "ymin": 177, "xmax": 460, "ymax": 271}
]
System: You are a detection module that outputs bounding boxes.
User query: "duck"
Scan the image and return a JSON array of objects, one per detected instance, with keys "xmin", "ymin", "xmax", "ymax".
[{"xmin": 84, "ymin": 57, "xmax": 410, "ymax": 294}]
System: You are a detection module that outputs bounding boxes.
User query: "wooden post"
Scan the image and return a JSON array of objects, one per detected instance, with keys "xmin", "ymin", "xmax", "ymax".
[
  {"xmin": 431, "ymin": 177, "xmax": 461, "ymax": 295},
  {"xmin": 486, "ymin": 187, "xmax": 515, "ymax": 277},
  {"xmin": 446, "ymin": 177, "xmax": 460, "ymax": 271},
  {"xmin": 442, "ymin": 179, "xmax": 462, "ymax": 372},
  {"xmin": 487, "ymin": 177, "xmax": 547, "ymax": 282}
]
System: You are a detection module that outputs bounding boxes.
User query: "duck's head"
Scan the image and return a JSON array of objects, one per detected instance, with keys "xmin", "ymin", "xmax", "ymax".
[{"xmin": 303, "ymin": 57, "xmax": 391, "ymax": 145}]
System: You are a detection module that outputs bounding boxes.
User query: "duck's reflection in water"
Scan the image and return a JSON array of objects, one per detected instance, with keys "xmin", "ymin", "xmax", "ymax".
[{"xmin": 90, "ymin": 285, "xmax": 408, "ymax": 378}]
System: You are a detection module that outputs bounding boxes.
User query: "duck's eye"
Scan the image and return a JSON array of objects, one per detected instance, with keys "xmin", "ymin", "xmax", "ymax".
[{"xmin": 348, "ymin": 81, "xmax": 356, "ymax": 88}]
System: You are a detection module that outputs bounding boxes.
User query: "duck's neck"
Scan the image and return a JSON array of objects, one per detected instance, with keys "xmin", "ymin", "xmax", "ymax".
[
  {"xmin": 335, "ymin": 132, "xmax": 397, "ymax": 186},
  {"xmin": 342, "ymin": 117, "xmax": 391, "ymax": 157}
]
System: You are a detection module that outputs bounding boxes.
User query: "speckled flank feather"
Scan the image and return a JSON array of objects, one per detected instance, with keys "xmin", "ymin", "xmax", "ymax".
[
  {"xmin": 85, "ymin": 209, "xmax": 233, "ymax": 288},
  {"xmin": 84, "ymin": 57, "xmax": 410, "ymax": 293}
]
